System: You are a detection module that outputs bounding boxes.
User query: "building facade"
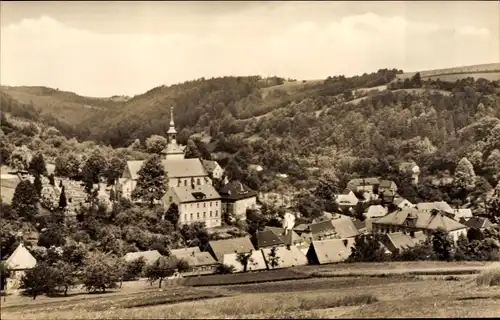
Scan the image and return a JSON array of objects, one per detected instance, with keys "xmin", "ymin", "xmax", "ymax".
[{"xmin": 219, "ymin": 180, "xmax": 258, "ymax": 220}]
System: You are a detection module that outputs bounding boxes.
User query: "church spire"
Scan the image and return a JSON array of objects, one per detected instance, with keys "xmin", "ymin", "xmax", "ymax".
[
  {"xmin": 167, "ymin": 106, "xmax": 177, "ymax": 142},
  {"xmin": 169, "ymin": 106, "xmax": 175, "ymax": 128},
  {"xmin": 161, "ymin": 106, "xmax": 184, "ymax": 159}
]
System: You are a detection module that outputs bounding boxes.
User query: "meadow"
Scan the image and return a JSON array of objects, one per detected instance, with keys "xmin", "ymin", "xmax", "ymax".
[{"xmin": 2, "ymin": 262, "xmax": 499, "ymax": 319}]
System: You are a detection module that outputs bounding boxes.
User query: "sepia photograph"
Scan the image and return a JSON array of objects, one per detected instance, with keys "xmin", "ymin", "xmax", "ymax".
[{"xmin": 0, "ymin": 0, "xmax": 499, "ymax": 318}]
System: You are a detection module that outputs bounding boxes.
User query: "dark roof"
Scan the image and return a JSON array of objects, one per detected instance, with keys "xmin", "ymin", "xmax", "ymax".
[
  {"xmin": 310, "ymin": 216, "xmax": 359, "ymax": 240},
  {"xmin": 379, "ymin": 180, "xmax": 397, "ymax": 189},
  {"xmin": 374, "ymin": 208, "xmax": 467, "ymax": 232},
  {"xmin": 219, "ymin": 180, "xmax": 258, "ymax": 201},
  {"xmin": 353, "ymin": 219, "xmax": 366, "ymax": 230},
  {"xmin": 264, "ymin": 226, "xmax": 305, "ymax": 246},
  {"xmin": 208, "ymin": 237, "xmax": 255, "ymax": 261},
  {"xmin": 464, "ymin": 217, "xmax": 494, "ymax": 230},
  {"xmin": 347, "ymin": 177, "xmax": 380, "ymax": 187},
  {"xmin": 254, "ymin": 230, "xmax": 285, "ymax": 248}
]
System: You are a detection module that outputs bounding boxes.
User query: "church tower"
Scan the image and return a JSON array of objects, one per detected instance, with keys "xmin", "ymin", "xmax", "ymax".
[{"xmin": 161, "ymin": 106, "xmax": 185, "ymax": 160}]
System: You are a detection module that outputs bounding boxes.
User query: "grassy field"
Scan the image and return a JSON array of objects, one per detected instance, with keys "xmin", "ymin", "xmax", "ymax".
[
  {"xmin": 2, "ymin": 274, "xmax": 499, "ymax": 319},
  {"xmin": 2, "ymin": 263, "xmax": 500, "ymax": 319}
]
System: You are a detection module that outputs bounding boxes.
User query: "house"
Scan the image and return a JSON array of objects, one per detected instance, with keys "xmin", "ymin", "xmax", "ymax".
[
  {"xmin": 219, "ymin": 181, "xmax": 258, "ymax": 221},
  {"xmin": 163, "ymin": 182, "xmax": 222, "ymax": 228},
  {"xmin": 264, "ymin": 226, "xmax": 307, "ymax": 248},
  {"xmin": 453, "ymin": 209, "xmax": 473, "ymax": 222},
  {"xmin": 379, "ymin": 180, "xmax": 398, "ymax": 193},
  {"xmin": 336, "ymin": 190, "xmax": 359, "ymax": 207},
  {"xmin": 207, "ymin": 237, "xmax": 256, "ymax": 262},
  {"xmin": 346, "ymin": 177, "xmax": 381, "ymax": 193},
  {"xmin": 178, "ymin": 252, "xmax": 219, "ymax": 276},
  {"xmin": 202, "ymin": 160, "xmax": 224, "ymax": 180},
  {"xmin": 306, "ymin": 239, "xmax": 352, "ymax": 264},
  {"xmin": 416, "ymin": 201, "xmax": 454, "ymax": 214},
  {"xmin": 464, "ymin": 217, "xmax": 495, "ymax": 231},
  {"xmin": 170, "ymin": 247, "xmax": 201, "ymax": 258},
  {"xmin": 222, "ymin": 250, "xmax": 267, "ymax": 273},
  {"xmin": 412, "ymin": 231, "xmax": 428, "ymax": 244},
  {"xmin": 121, "ymin": 107, "xmax": 213, "ymax": 198},
  {"xmin": 252, "ymin": 230, "xmax": 285, "ymax": 249},
  {"xmin": 372, "ymin": 208, "xmax": 468, "ymax": 242},
  {"xmin": 381, "ymin": 232, "xmax": 417, "ymax": 254},
  {"xmin": 261, "ymin": 245, "xmax": 308, "ymax": 269},
  {"xmin": 393, "ymin": 197, "xmax": 414, "ymax": 210},
  {"xmin": 309, "ymin": 215, "xmax": 359, "ymax": 241},
  {"xmin": 123, "ymin": 250, "xmax": 162, "ymax": 265},
  {"xmin": 364, "ymin": 205, "xmax": 388, "ymax": 219},
  {"xmin": 248, "ymin": 164, "xmax": 264, "ymax": 172},
  {"xmin": 4, "ymin": 243, "xmax": 37, "ymax": 290}
]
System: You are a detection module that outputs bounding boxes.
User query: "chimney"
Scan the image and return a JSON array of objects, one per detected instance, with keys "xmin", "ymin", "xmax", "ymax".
[{"xmin": 239, "ymin": 182, "xmax": 244, "ymax": 192}]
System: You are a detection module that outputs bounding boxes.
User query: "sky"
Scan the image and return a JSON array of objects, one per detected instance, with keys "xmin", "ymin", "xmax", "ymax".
[{"xmin": 1, "ymin": 1, "xmax": 499, "ymax": 97}]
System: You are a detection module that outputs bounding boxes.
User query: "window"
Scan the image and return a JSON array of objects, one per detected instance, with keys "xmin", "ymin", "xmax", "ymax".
[
  {"xmin": 215, "ymin": 210, "xmax": 218, "ymax": 216},
  {"xmin": 190, "ymin": 213, "xmax": 193, "ymax": 220},
  {"xmin": 216, "ymin": 202, "xmax": 218, "ymax": 207},
  {"xmin": 184, "ymin": 214, "xmax": 187, "ymax": 221},
  {"xmin": 203, "ymin": 212, "xmax": 206, "ymax": 218},
  {"xmin": 184, "ymin": 180, "xmax": 187, "ymax": 186},
  {"xmin": 210, "ymin": 211, "xmax": 212, "ymax": 217},
  {"xmin": 197, "ymin": 178, "xmax": 201, "ymax": 185},
  {"xmin": 168, "ymin": 196, "xmax": 173, "ymax": 202},
  {"xmin": 210, "ymin": 201, "xmax": 212, "ymax": 207},
  {"xmin": 197, "ymin": 203, "xmax": 200, "ymax": 208},
  {"xmin": 178, "ymin": 179, "xmax": 181, "ymax": 187},
  {"xmin": 197, "ymin": 212, "xmax": 200, "ymax": 219},
  {"xmin": 203, "ymin": 203, "xmax": 206, "ymax": 208}
]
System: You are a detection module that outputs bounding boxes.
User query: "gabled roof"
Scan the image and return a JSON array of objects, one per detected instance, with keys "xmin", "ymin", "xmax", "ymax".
[
  {"xmin": 365, "ymin": 205, "xmax": 388, "ymax": 219},
  {"xmin": 254, "ymin": 230, "xmax": 285, "ymax": 248},
  {"xmin": 263, "ymin": 227, "xmax": 305, "ymax": 246},
  {"xmin": 261, "ymin": 245, "xmax": 308, "ymax": 269},
  {"xmin": 465, "ymin": 217, "xmax": 494, "ymax": 230},
  {"xmin": 293, "ymin": 224, "xmax": 310, "ymax": 232},
  {"xmin": 374, "ymin": 208, "xmax": 467, "ymax": 232},
  {"xmin": 347, "ymin": 177, "xmax": 380, "ymax": 188},
  {"xmin": 336, "ymin": 193, "xmax": 359, "ymax": 205},
  {"xmin": 379, "ymin": 180, "xmax": 397, "ymax": 189},
  {"xmin": 219, "ymin": 180, "xmax": 258, "ymax": 201},
  {"xmin": 5, "ymin": 243, "xmax": 37, "ymax": 270},
  {"xmin": 309, "ymin": 239, "xmax": 351, "ymax": 264},
  {"xmin": 126, "ymin": 158, "xmax": 208, "ymax": 180},
  {"xmin": 160, "ymin": 143, "xmax": 184, "ymax": 155},
  {"xmin": 181, "ymin": 252, "xmax": 218, "ymax": 267},
  {"xmin": 412, "ymin": 231, "xmax": 428, "ymax": 244},
  {"xmin": 453, "ymin": 209, "xmax": 473, "ymax": 221},
  {"xmin": 394, "ymin": 197, "xmax": 413, "ymax": 207},
  {"xmin": 416, "ymin": 201, "xmax": 453, "ymax": 213},
  {"xmin": 310, "ymin": 215, "xmax": 359, "ymax": 240},
  {"xmin": 201, "ymin": 160, "xmax": 220, "ymax": 173},
  {"xmin": 124, "ymin": 250, "xmax": 162, "ymax": 265},
  {"xmin": 170, "ymin": 247, "xmax": 201, "ymax": 258},
  {"xmin": 169, "ymin": 183, "xmax": 220, "ymax": 203},
  {"xmin": 222, "ymin": 250, "xmax": 267, "ymax": 272},
  {"xmin": 383, "ymin": 232, "xmax": 416, "ymax": 253},
  {"xmin": 209, "ymin": 237, "xmax": 255, "ymax": 261}
]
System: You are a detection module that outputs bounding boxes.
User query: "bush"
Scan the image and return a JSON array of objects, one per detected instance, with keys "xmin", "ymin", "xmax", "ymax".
[
  {"xmin": 21, "ymin": 262, "xmax": 57, "ymax": 299},
  {"xmin": 475, "ymin": 267, "xmax": 500, "ymax": 287},
  {"xmin": 216, "ymin": 263, "xmax": 235, "ymax": 275},
  {"xmin": 124, "ymin": 257, "xmax": 146, "ymax": 281}
]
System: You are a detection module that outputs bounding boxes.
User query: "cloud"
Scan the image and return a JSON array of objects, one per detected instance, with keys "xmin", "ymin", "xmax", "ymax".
[{"xmin": 0, "ymin": 12, "xmax": 497, "ymax": 97}]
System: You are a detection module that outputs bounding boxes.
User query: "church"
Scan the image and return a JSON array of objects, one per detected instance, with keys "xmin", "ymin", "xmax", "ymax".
[{"xmin": 120, "ymin": 107, "xmax": 223, "ymax": 228}]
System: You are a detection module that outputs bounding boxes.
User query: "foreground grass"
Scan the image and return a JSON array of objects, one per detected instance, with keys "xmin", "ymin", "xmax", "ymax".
[{"xmin": 476, "ymin": 267, "xmax": 500, "ymax": 287}]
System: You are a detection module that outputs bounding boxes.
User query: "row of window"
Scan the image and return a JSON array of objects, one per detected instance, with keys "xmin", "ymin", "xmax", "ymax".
[
  {"xmin": 184, "ymin": 210, "xmax": 219, "ymax": 221},
  {"xmin": 177, "ymin": 178, "xmax": 202, "ymax": 187},
  {"xmin": 167, "ymin": 197, "xmax": 219, "ymax": 209}
]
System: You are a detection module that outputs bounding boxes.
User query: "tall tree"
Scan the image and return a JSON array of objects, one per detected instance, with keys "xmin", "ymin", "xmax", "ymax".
[
  {"xmin": 453, "ymin": 157, "xmax": 476, "ymax": 199},
  {"xmin": 164, "ymin": 203, "xmax": 180, "ymax": 226},
  {"xmin": 59, "ymin": 186, "xmax": 68, "ymax": 210},
  {"xmin": 145, "ymin": 256, "xmax": 179, "ymax": 288},
  {"xmin": 82, "ymin": 149, "xmax": 107, "ymax": 185},
  {"xmin": 104, "ymin": 155, "xmax": 126, "ymax": 186},
  {"xmin": 184, "ymin": 139, "xmax": 201, "ymax": 159},
  {"xmin": 431, "ymin": 229, "xmax": 453, "ymax": 261},
  {"xmin": 33, "ymin": 174, "xmax": 43, "ymax": 197},
  {"xmin": 12, "ymin": 180, "xmax": 39, "ymax": 220},
  {"xmin": 28, "ymin": 153, "xmax": 47, "ymax": 176},
  {"xmin": 131, "ymin": 154, "xmax": 167, "ymax": 207},
  {"xmin": 145, "ymin": 135, "xmax": 168, "ymax": 154}
]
